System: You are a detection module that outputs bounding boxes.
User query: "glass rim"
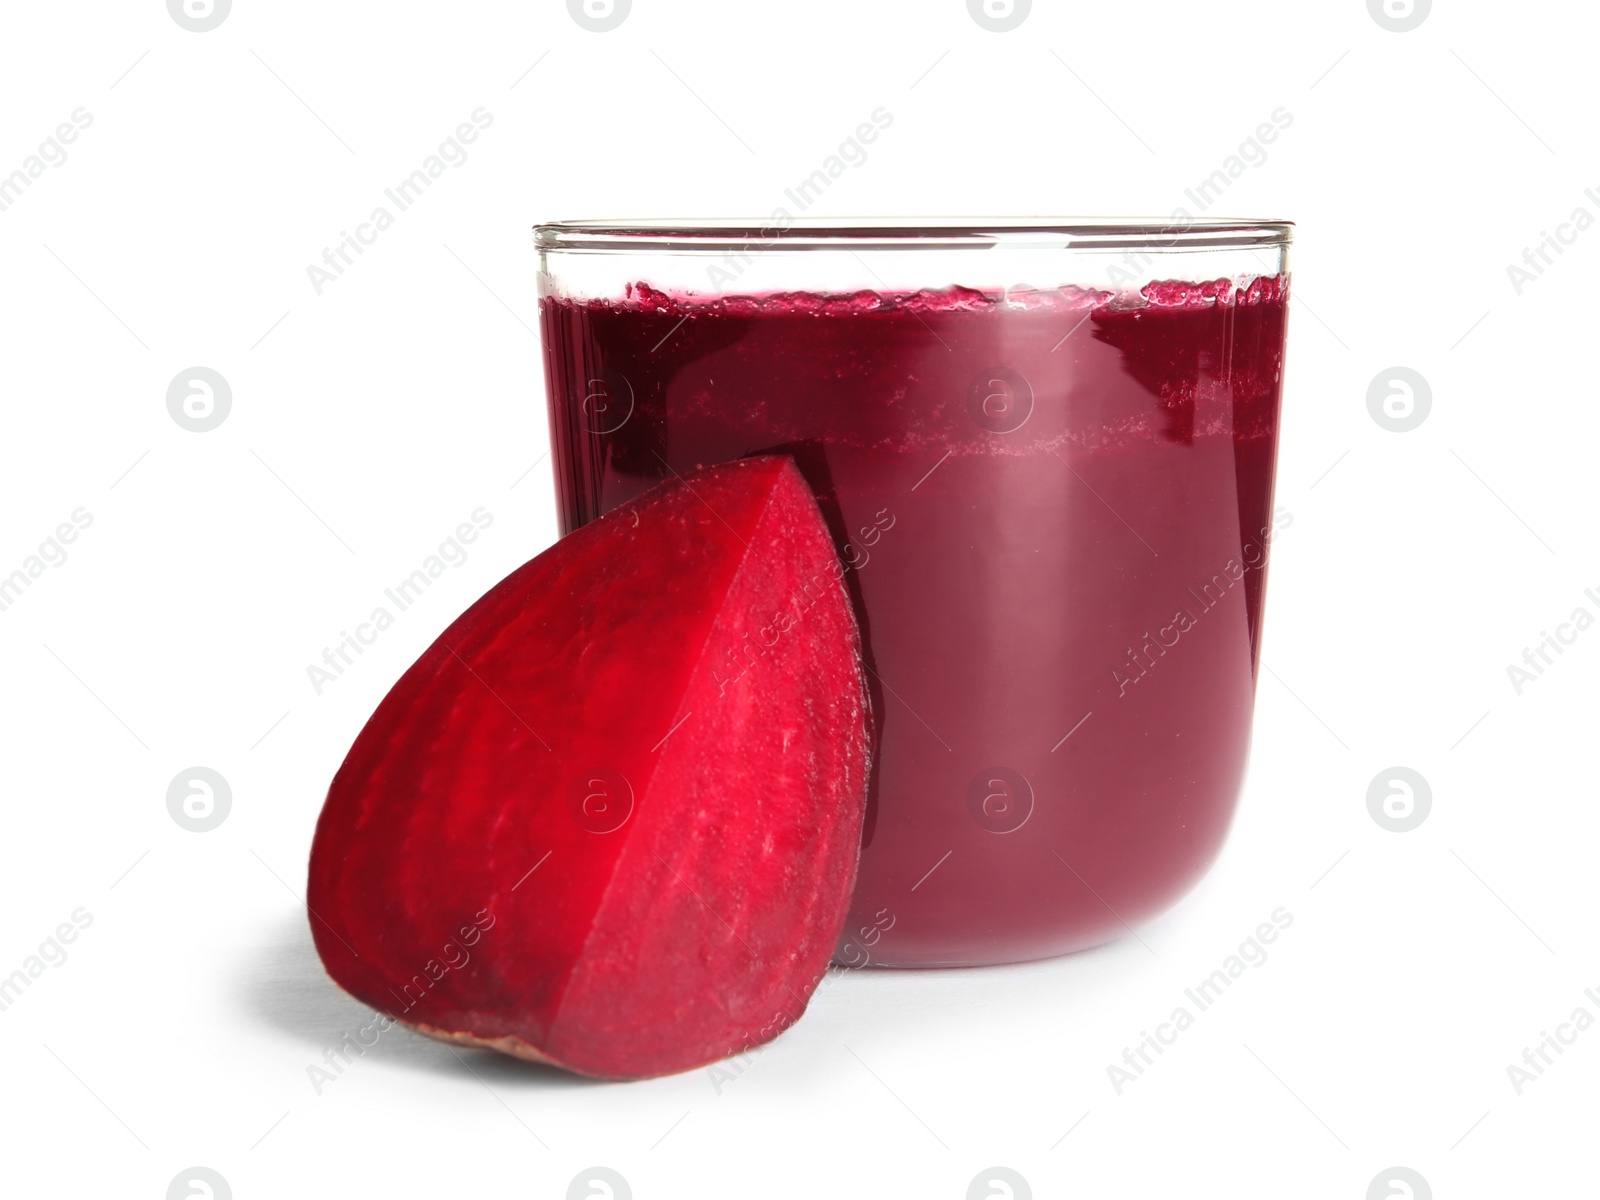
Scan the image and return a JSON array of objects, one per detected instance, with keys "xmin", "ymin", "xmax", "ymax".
[{"xmin": 534, "ymin": 216, "xmax": 1294, "ymax": 253}]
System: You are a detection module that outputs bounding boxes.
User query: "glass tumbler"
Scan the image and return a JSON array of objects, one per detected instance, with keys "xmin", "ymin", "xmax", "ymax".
[{"xmin": 536, "ymin": 218, "xmax": 1292, "ymax": 967}]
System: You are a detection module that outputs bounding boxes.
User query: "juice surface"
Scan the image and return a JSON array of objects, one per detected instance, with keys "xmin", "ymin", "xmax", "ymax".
[{"xmin": 541, "ymin": 277, "xmax": 1289, "ymax": 966}]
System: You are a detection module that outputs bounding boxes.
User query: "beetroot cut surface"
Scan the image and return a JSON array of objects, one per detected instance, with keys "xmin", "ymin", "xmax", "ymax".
[{"xmin": 306, "ymin": 456, "xmax": 871, "ymax": 1080}]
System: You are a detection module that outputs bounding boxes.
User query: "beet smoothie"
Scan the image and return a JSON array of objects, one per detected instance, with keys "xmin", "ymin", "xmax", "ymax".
[{"xmin": 540, "ymin": 275, "xmax": 1288, "ymax": 966}]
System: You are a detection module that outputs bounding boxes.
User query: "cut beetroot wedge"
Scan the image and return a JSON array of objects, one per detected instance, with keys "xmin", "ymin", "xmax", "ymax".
[{"xmin": 307, "ymin": 456, "xmax": 871, "ymax": 1080}]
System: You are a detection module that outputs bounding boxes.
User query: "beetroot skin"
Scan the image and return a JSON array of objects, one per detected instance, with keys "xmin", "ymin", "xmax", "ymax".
[{"xmin": 306, "ymin": 456, "xmax": 871, "ymax": 1080}]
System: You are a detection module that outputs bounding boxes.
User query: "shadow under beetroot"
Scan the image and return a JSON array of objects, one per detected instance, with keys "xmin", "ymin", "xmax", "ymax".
[
  {"xmin": 240, "ymin": 910, "xmax": 607, "ymax": 1089},
  {"xmin": 241, "ymin": 893, "xmax": 1180, "ymax": 1094}
]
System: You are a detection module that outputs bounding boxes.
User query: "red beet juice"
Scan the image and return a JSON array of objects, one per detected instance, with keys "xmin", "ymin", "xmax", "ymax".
[{"xmin": 541, "ymin": 275, "xmax": 1289, "ymax": 966}]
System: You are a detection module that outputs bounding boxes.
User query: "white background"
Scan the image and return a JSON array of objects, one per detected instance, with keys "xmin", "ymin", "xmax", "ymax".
[{"xmin": 1, "ymin": 1, "xmax": 1594, "ymax": 1197}]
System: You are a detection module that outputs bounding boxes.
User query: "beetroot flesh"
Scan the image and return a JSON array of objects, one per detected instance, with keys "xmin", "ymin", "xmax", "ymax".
[{"xmin": 306, "ymin": 456, "xmax": 871, "ymax": 1080}]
